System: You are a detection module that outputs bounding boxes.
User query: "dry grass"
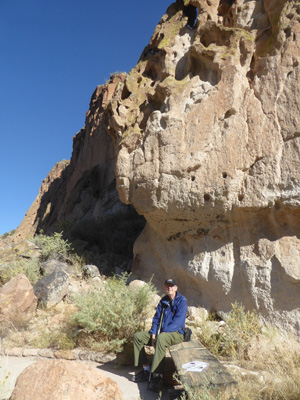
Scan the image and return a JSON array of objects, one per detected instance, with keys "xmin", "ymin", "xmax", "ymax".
[
  {"xmin": 0, "ymin": 304, "xmax": 77, "ymax": 351},
  {"xmin": 187, "ymin": 308, "xmax": 300, "ymax": 400}
]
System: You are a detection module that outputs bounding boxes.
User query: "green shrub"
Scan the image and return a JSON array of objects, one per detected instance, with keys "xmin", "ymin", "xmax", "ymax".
[
  {"xmin": 72, "ymin": 274, "xmax": 156, "ymax": 352},
  {"xmin": 33, "ymin": 232, "xmax": 72, "ymax": 262},
  {"xmin": 222, "ymin": 302, "xmax": 261, "ymax": 359},
  {"xmin": 197, "ymin": 302, "xmax": 262, "ymax": 360},
  {"xmin": 0, "ymin": 258, "xmax": 40, "ymax": 285}
]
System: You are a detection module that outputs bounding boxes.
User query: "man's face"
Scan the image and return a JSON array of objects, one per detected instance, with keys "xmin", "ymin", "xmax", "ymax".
[{"xmin": 165, "ymin": 284, "xmax": 177, "ymax": 298}]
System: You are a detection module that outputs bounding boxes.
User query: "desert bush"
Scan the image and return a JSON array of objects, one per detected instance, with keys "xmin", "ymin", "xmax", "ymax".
[
  {"xmin": 72, "ymin": 274, "xmax": 156, "ymax": 352},
  {"xmin": 33, "ymin": 231, "xmax": 72, "ymax": 262},
  {"xmin": 197, "ymin": 302, "xmax": 262, "ymax": 360},
  {"xmin": 30, "ymin": 325, "xmax": 76, "ymax": 351},
  {"xmin": 0, "ymin": 258, "xmax": 40, "ymax": 285},
  {"xmin": 190, "ymin": 309, "xmax": 300, "ymax": 400}
]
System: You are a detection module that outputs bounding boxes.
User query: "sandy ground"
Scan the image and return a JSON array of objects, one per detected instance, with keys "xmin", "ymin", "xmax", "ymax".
[{"xmin": 0, "ymin": 356, "xmax": 170, "ymax": 400}]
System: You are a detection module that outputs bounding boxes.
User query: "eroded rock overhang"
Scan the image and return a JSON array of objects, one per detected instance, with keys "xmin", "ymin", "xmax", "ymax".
[{"xmin": 105, "ymin": 0, "xmax": 300, "ymax": 333}]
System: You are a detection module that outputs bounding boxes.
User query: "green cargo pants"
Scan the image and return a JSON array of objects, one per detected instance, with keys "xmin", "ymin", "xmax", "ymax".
[{"xmin": 133, "ymin": 331, "xmax": 184, "ymax": 373}]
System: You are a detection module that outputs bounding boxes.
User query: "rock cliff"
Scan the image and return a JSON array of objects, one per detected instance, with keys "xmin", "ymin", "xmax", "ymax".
[
  {"xmin": 15, "ymin": 0, "xmax": 300, "ymax": 333},
  {"xmin": 14, "ymin": 75, "xmax": 145, "ymax": 269},
  {"xmin": 106, "ymin": 0, "xmax": 300, "ymax": 333}
]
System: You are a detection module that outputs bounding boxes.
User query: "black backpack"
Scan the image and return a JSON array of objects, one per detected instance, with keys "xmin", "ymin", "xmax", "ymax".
[{"xmin": 182, "ymin": 326, "xmax": 192, "ymax": 342}]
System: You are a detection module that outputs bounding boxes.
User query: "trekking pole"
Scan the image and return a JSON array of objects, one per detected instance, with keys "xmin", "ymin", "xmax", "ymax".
[{"xmin": 148, "ymin": 308, "xmax": 164, "ymax": 389}]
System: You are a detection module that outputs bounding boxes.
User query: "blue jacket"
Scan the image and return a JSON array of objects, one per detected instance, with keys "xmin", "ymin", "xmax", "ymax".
[{"xmin": 149, "ymin": 292, "xmax": 187, "ymax": 336}]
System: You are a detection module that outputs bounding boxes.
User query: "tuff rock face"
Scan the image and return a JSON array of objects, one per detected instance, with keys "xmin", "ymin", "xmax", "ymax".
[
  {"xmin": 13, "ymin": 75, "xmax": 145, "ymax": 268},
  {"xmin": 14, "ymin": 75, "xmax": 131, "ymax": 243},
  {"xmin": 12, "ymin": 0, "xmax": 300, "ymax": 333},
  {"xmin": 105, "ymin": 0, "xmax": 300, "ymax": 333}
]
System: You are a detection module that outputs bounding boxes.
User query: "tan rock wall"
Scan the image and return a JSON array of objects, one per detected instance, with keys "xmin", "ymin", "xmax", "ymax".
[
  {"xmin": 107, "ymin": 0, "xmax": 300, "ymax": 333},
  {"xmin": 11, "ymin": 0, "xmax": 300, "ymax": 333}
]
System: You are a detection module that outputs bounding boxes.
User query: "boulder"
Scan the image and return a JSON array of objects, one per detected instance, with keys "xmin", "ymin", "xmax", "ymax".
[
  {"xmin": 10, "ymin": 359, "xmax": 123, "ymax": 400},
  {"xmin": 82, "ymin": 264, "xmax": 100, "ymax": 279},
  {"xmin": 0, "ymin": 274, "xmax": 37, "ymax": 324},
  {"xmin": 128, "ymin": 279, "xmax": 147, "ymax": 290},
  {"xmin": 187, "ymin": 306, "xmax": 208, "ymax": 324},
  {"xmin": 34, "ymin": 270, "xmax": 69, "ymax": 308},
  {"xmin": 40, "ymin": 259, "xmax": 72, "ymax": 276}
]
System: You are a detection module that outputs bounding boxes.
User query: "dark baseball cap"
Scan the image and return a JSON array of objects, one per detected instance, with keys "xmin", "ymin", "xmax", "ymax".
[{"xmin": 165, "ymin": 278, "xmax": 177, "ymax": 286}]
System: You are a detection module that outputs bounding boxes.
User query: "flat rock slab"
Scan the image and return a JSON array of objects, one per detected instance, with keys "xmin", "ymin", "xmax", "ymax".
[{"xmin": 169, "ymin": 340, "xmax": 237, "ymax": 390}]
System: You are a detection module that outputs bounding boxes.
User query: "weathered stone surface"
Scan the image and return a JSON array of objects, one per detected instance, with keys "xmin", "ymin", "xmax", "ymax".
[
  {"xmin": 10, "ymin": 359, "xmax": 123, "ymax": 400},
  {"xmin": 0, "ymin": 274, "xmax": 37, "ymax": 324},
  {"xmin": 129, "ymin": 279, "xmax": 161, "ymax": 309},
  {"xmin": 12, "ymin": 75, "xmax": 137, "ymax": 244},
  {"xmin": 14, "ymin": 160, "xmax": 70, "ymax": 242},
  {"xmin": 40, "ymin": 259, "xmax": 72, "ymax": 276},
  {"xmin": 8, "ymin": 0, "xmax": 300, "ymax": 334},
  {"xmin": 106, "ymin": 0, "xmax": 300, "ymax": 333},
  {"xmin": 34, "ymin": 270, "xmax": 69, "ymax": 308},
  {"xmin": 187, "ymin": 306, "xmax": 208, "ymax": 324},
  {"xmin": 82, "ymin": 264, "xmax": 100, "ymax": 278}
]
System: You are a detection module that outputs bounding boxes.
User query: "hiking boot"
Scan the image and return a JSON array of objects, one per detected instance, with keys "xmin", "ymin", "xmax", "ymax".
[
  {"xmin": 132, "ymin": 369, "xmax": 150, "ymax": 382},
  {"xmin": 148, "ymin": 375, "xmax": 164, "ymax": 392}
]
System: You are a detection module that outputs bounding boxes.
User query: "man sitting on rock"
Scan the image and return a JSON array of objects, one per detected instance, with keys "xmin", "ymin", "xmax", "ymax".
[{"xmin": 132, "ymin": 278, "xmax": 187, "ymax": 392}]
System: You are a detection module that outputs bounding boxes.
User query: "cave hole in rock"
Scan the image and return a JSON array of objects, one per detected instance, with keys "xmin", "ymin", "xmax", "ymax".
[
  {"xmin": 204, "ymin": 193, "xmax": 211, "ymax": 201},
  {"xmin": 147, "ymin": 91, "xmax": 165, "ymax": 112},
  {"xmin": 138, "ymin": 101, "xmax": 153, "ymax": 131},
  {"xmin": 183, "ymin": 4, "xmax": 198, "ymax": 29},
  {"xmin": 218, "ymin": 0, "xmax": 235, "ymax": 17},
  {"xmin": 222, "ymin": 172, "xmax": 228, "ymax": 179},
  {"xmin": 160, "ymin": 117, "xmax": 167, "ymax": 130},
  {"xmin": 224, "ymin": 108, "xmax": 236, "ymax": 119},
  {"xmin": 238, "ymin": 194, "xmax": 244, "ymax": 202},
  {"xmin": 121, "ymin": 83, "xmax": 131, "ymax": 101},
  {"xmin": 143, "ymin": 64, "xmax": 158, "ymax": 81},
  {"xmin": 191, "ymin": 175, "xmax": 196, "ymax": 181},
  {"xmin": 200, "ymin": 24, "xmax": 233, "ymax": 47},
  {"xmin": 188, "ymin": 54, "xmax": 220, "ymax": 85},
  {"xmin": 246, "ymin": 55, "xmax": 256, "ymax": 81},
  {"xmin": 284, "ymin": 27, "xmax": 292, "ymax": 39}
]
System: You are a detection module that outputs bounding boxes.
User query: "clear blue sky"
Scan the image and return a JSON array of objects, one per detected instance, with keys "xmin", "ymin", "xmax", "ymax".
[{"xmin": 0, "ymin": 0, "xmax": 172, "ymax": 235}]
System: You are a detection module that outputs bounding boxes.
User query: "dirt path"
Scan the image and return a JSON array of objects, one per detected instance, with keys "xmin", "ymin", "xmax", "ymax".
[{"xmin": 0, "ymin": 356, "xmax": 169, "ymax": 400}]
